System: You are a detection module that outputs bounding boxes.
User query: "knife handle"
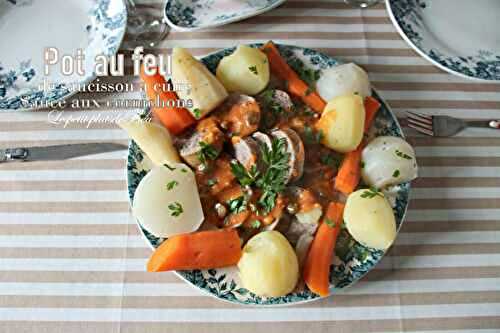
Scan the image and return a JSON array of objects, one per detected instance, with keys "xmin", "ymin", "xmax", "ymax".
[{"xmin": 0, "ymin": 148, "xmax": 29, "ymax": 163}]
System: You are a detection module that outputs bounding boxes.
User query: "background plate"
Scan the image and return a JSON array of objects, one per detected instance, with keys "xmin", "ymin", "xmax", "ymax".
[
  {"xmin": 0, "ymin": 0, "xmax": 127, "ymax": 110},
  {"xmin": 386, "ymin": 0, "xmax": 500, "ymax": 81},
  {"xmin": 164, "ymin": 0, "xmax": 286, "ymax": 31}
]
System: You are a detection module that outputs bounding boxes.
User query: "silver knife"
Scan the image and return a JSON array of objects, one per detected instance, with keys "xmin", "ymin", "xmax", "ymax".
[{"xmin": 0, "ymin": 143, "xmax": 128, "ymax": 163}]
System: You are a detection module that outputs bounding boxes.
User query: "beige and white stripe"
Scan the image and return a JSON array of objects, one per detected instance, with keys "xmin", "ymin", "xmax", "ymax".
[{"xmin": 0, "ymin": 0, "xmax": 499, "ymax": 331}]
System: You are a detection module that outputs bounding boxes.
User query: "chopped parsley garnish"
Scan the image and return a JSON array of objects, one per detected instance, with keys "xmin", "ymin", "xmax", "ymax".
[
  {"xmin": 395, "ymin": 149, "xmax": 412, "ymax": 160},
  {"xmin": 360, "ymin": 187, "xmax": 384, "ymax": 199},
  {"xmin": 229, "ymin": 138, "xmax": 290, "ymax": 215},
  {"xmin": 197, "ymin": 141, "xmax": 219, "ymax": 166},
  {"xmin": 181, "ymin": 168, "xmax": 188, "ymax": 173},
  {"xmin": 360, "ymin": 161, "xmax": 365, "ymax": 169},
  {"xmin": 227, "ymin": 196, "xmax": 247, "ymax": 214},
  {"xmin": 255, "ymin": 137, "xmax": 290, "ymax": 214},
  {"xmin": 305, "ymin": 87, "xmax": 313, "ymax": 96},
  {"xmin": 192, "ymin": 108, "xmax": 201, "ymax": 119},
  {"xmin": 259, "ymin": 89, "xmax": 289, "ymax": 127},
  {"xmin": 248, "ymin": 65, "xmax": 258, "ymax": 75},
  {"xmin": 164, "ymin": 164, "xmax": 176, "ymax": 171},
  {"xmin": 304, "ymin": 125, "xmax": 323, "ymax": 145},
  {"xmin": 231, "ymin": 162, "xmax": 259, "ymax": 187},
  {"xmin": 168, "ymin": 202, "xmax": 183, "ymax": 217},
  {"xmin": 166, "ymin": 180, "xmax": 178, "ymax": 191},
  {"xmin": 207, "ymin": 178, "xmax": 218, "ymax": 187},
  {"xmin": 393, "ymin": 169, "xmax": 400, "ymax": 178},
  {"xmin": 325, "ymin": 218, "xmax": 336, "ymax": 228},
  {"xmin": 250, "ymin": 220, "xmax": 261, "ymax": 229}
]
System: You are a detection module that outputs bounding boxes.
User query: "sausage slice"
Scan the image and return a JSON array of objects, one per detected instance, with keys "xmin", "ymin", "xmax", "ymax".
[{"xmin": 270, "ymin": 127, "xmax": 305, "ymax": 183}]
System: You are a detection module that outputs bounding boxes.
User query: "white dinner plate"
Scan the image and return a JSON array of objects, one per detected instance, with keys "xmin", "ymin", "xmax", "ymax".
[{"xmin": 0, "ymin": 0, "xmax": 127, "ymax": 110}]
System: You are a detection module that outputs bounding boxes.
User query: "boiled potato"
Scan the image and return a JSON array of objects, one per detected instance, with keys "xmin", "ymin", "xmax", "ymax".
[
  {"xmin": 361, "ymin": 136, "xmax": 418, "ymax": 189},
  {"xmin": 343, "ymin": 189, "xmax": 396, "ymax": 250},
  {"xmin": 132, "ymin": 164, "xmax": 204, "ymax": 238},
  {"xmin": 316, "ymin": 94, "xmax": 365, "ymax": 153},
  {"xmin": 216, "ymin": 45, "xmax": 270, "ymax": 95},
  {"xmin": 238, "ymin": 231, "xmax": 299, "ymax": 297},
  {"xmin": 317, "ymin": 63, "xmax": 371, "ymax": 101},
  {"xmin": 119, "ymin": 120, "xmax": 180, "ymax": 165},
  {"xmin": 171, "ymin": 47, "xmax": 228, "ymax": 118}
]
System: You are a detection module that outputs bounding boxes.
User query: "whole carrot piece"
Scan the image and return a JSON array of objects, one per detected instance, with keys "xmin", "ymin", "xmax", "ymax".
[
  {"xmin": 140, "ymin": 66, "xmax": 195, "ymax": 135},
  {"xmin": 147, "ymin": 229, "xmax": 242, "ymax": 272},
  {"xmin": 363, "ymin": 96, "xmax": 381, "ymax": 132},
  {"xmin": 261, "ymin": 41, "xmax": 326, "ymax": 113},
  {"xmin": 303, "ymin": 202, "xmax": 345, "ymax": 296}
]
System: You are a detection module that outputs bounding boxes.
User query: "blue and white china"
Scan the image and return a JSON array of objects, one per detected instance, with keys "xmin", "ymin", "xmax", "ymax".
[
  {"xmin": 386, "ymin": 0, "xmax": 500, "ymax": 81},
  {"xmin": 127, "ymin": 44, "xmax": 411, "ymax": 306},
  {"xmin": 0, "ymin": 0, "xmax": 127, "ymax": 110},
  {"xmin": 164, "ymin": 0, "xmax": 287, "ymax": 31}
]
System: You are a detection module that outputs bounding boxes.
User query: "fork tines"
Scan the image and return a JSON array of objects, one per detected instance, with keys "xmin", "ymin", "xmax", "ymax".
[{"xmin": 406, "ymin": 111, "xmax": 434, "ymax": 136}]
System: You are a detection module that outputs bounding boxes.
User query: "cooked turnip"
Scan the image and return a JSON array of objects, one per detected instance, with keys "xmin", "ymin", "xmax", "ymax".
[
  {"xmin": 119, "ymin": 121, "xmax": 180, "ymax": 165},
  {"xmin": 317, "ymin": 63, "xmax": 371, "ymax": 101},
  {"xmin": 132, "ymin": 164, "xmax": 204, "ymax": 238},
  {"xmin": 361, "ymin": 136, "xmax": 418, "ymax": 189}
]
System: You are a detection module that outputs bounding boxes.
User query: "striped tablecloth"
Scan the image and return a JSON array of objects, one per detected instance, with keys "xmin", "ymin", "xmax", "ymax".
[{"xmin": 1, "ymin": 0, "xmax": 500, "ymax": 332}]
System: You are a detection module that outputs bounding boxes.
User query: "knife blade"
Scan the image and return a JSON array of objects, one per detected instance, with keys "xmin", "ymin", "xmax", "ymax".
[{"xmin": 0, "ymin": 143, "xmax": 128, "ymax": 163}]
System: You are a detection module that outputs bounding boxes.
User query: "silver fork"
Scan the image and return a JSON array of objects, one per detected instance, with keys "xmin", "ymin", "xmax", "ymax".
[{"xmin": 406, "ymin": 111, "xmax": 500, "ymax": 137}]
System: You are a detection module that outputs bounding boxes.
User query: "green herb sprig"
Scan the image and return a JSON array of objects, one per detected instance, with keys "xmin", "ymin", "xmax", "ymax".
[
  {"xmin": 168, "ymin": 202, "xmax": 183, "ymax": 217},
  {"xmin": 360, "ymin": 187, "xmax": 384, "ymax": 199},
  {"xmin": 197, "ymin": 141, "xmax": 219, "ymax": 166}
]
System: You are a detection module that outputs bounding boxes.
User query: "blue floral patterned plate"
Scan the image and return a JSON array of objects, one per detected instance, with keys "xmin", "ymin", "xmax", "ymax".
[
  {"xmin": 0, "ymin": 0, "xmax": 127, "ymax": 110},
  {"xmin": 164, "ymin": 0, "xmax": 286, "ymax": 31},
  {"xmin": 127, "ymin": 44, "xmax": 411, "ymax": 306},
  {"xmin": 386, "ymin": 0, "xmax": 500, "ymax": 81}
]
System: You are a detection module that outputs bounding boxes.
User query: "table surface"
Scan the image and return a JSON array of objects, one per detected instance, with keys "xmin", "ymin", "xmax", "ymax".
[{"xmin": 1, "ymin": 0, "xmax": 500, "ymax": 332}]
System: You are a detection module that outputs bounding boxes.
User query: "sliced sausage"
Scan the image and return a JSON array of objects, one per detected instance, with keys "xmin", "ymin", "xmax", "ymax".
[
  {"xmin": 252, "ymin": 131, "xmax": 272, "ymax": 151},
  {"xmin": 215, "ymin": 94, "xmax": 261, "ymax": 137},
  {"xmin": 231, "ymin": 136, "xmax": 260, "ymax": 171},
  {"xmin": 257, "ymin": 90, "xmax": 294, "ymax": 128},
  {"xmin": 177, "ymin": 117, "xmax": 224, "ymax": 168},
  {"xmin": 270, "ymin": 127, "xmax": 305, "ymax": 183}
]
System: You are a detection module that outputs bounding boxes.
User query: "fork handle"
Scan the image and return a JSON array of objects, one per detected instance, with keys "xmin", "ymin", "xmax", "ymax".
[{"xmin": 465, "ymin": 120, "xmax": 500, "ymax": 129}]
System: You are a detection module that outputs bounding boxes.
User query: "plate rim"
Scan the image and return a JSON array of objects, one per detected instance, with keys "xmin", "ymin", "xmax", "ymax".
[
  {"xmin": 126, "ymin": 43, "xmax": 411, "ymax": 306},
  {"xmin": 0, "ymin": 0, "xmax": 128, "ymax": 111},
  {"xmin": 385, "ymin": 0, "xmax": 500, "ymax": 82},
  {"xmin": 163, "ymin": 0, "xmax": 287, "ymax": 32}
]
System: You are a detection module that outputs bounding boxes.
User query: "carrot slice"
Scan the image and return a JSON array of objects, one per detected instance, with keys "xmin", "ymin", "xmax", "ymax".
[
  {"xmin": 364, "ymin": 96, "xmax": 381, "ymax": 132},
  {"xmin": 303, "ymin": 202, "xmax": 344, "ymax": 296},
  {"xmin": 261, "ymin": 41, "xmax": 326, "ymax": 113},
  {"xmin": 140, "ymin": 66, "xmax": 195, "ymax": 135},
  {"xmin": 334, "ymin": 96, "xmax": 381, "ymax": 195},
  {"xmin": 334, "ymin": 145, "xmax": 362, "ymax": 195},
  {"xmin": 147, "ymin": 229, "xmax": 242, "ymax": 272}
]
